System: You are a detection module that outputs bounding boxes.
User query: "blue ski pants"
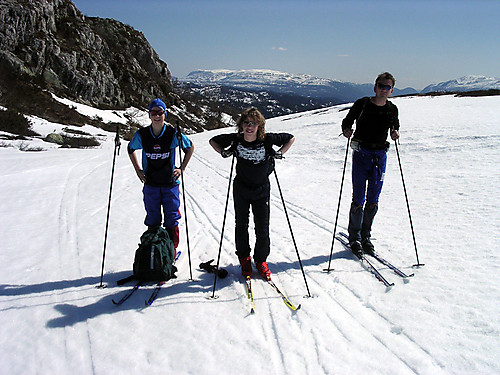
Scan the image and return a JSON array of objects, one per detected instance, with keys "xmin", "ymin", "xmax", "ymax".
[
  {"xmin": 351, "ymin": 147, "xmax": 387, "ymax": 206},
  {"xmin": 143, "ymin": 184, "xmax": 181, "ymax": 229}
]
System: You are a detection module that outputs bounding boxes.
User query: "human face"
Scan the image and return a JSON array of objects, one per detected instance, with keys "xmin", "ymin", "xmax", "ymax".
[
  {"xmin": 374, "ymin": 78, "xmax": 394, "ymax": 98},
  {"xmin": 242, "ymin": 120, "xmax": 258, "ymax": 140},
  {"xmin": 149, "ymin": 107, "xmax": 165, "ymax": 126}
]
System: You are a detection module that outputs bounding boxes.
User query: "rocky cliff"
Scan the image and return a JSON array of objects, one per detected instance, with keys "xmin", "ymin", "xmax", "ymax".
[
  {"xmin": 0, "ymin": 0, "xmax": 231, "ymax": 132},
  {"xmin": 0, "ymin": 0, "xmax": 173, "ymax": 109}
]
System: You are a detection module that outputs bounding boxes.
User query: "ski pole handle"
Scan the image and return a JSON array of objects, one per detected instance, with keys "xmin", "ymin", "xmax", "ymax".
[{"xmin": 114, "ymin": 125, "xmax": 121, "ymax": 154}]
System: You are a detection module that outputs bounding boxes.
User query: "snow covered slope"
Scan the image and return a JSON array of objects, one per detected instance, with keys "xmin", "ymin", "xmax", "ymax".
[{"xmin": 1, "ymin": 95, "xmax": 499, "ymax": 374}]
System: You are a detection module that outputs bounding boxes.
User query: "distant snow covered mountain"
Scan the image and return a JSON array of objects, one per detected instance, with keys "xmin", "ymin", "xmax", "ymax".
[
  {"xmin": 182, "ymin": 69, "xmax": 417, "ymax": 103},
  {"xmin": 421, "ymin": 75, "xmax": 500, "ymax": 93},
  {"xmin": 182, "ymin": 69, "xmax": 416, "ymax": 104},
  {"xmin": 185, "ymin": 69, "xmax": 341, "ymax": 89},
  {"xmin": 178, "ymin": 69, "xmax": 417, "ymax": 118},
  {"xmin": 179, "ymin": 70, "xmax": 499, "ymax": 119}
]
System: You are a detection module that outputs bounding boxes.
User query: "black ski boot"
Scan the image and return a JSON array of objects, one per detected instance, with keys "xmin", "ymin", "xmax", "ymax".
[
  {"xmin": 350, "ymin": 241, "xmax": 363, "ymax": 259},
  {"xmin": 361, "ymin": 203, "xmax": 377, "ymax": 256},
  {"xmin": 347, "ymin": 202, "xmax": 363, "ymax": 243},
  {"xmin": 361, "ymin": 239, "xmax": 375, "ymax": 256}
]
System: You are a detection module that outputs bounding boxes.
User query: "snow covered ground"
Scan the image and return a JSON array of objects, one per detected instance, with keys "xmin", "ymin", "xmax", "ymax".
[{"xmin": 1, "ymin": 95, "xmax": 499, "ymax": 374}]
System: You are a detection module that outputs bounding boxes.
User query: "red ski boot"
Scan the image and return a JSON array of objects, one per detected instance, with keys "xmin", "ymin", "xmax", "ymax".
[
  {"xmin": 239, "ymin": 256, "xmax": 252, "ymax": 277},
  {"xmin": 256, "ymin": 261, "xmax": 271, "ymax": 280}
]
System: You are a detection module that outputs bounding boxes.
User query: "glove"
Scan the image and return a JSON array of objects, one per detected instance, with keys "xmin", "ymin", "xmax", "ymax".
[
  {"xmin": 199, "ymin": 259, "xmax": 228, "ymax": 279},
  {"xmin": 271, "ymin": 150, "xmax": 283, "ymax": 159},
  {"xmin": 342, "ymin": 128, "xmax": 353, "ymax": 138},
  {"xmin": 221, "ymin": 149, "xmax": 235, "ymax": 158}
]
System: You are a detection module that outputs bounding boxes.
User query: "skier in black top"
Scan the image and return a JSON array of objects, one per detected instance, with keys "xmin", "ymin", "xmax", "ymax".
[
  {"xmin": 209, "ymin": 108, "xmax": 295, "ymax": 279},
  {"xmin": 341, "ymin": 72, "xmax": 400, "ymax": 258}
]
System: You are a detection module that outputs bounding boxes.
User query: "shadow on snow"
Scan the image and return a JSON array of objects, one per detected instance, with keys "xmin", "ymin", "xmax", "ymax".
[{"xmin": 0, "ymin": 249, "xmax": 351, "ymax": 328}]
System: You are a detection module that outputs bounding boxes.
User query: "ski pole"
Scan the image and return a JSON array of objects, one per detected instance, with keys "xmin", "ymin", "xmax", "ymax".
[
  {"xmin": 98, "ymin": 126, "xmax": 121, "ymax": 288},
  {"xmin": 324, "ymin": 137, "xmax": 350, "ymax": 272},
  {"xmin": 394, "ymin": 140, "xmax": 424, "ymax": 268},
  {"xmin": 211, "ymin": 153, "xmax": 236, "ymax": 299},
  {"xmin": 273, "ymin": 168, "xmax": 312, "ymax": 298},
  {"xmin": 176, "ymin": 122, "xmax": 193, "ymax": 280}
]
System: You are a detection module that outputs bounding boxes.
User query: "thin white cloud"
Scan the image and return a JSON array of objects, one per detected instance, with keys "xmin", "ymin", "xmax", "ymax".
[
  {"xmin": 338, "ymin": 54, "xmax": 350, "ymax": 57},
  {"xmin": 272, "ymin": 47, "xmax": 288, "ymax": 51}
]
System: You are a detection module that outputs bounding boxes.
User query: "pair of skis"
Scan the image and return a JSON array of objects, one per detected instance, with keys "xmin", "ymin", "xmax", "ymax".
[
  {"xmin": 336, "ymin": 232, "xmax": 414, "ymax": 288},
  {"xmin": 111, "ymin": 281, "xmax": 143, "ymax": 306},
  {"xmin": 111, "ymin": 278, "xmax": 170, "ymax": 307},
  {"xmin": 112, "ymin": 251, "xmax": 181, "ymax": 306},
  {"xmin": 244, "ymin": 275, "xmax": 301, "ymax": 314}
]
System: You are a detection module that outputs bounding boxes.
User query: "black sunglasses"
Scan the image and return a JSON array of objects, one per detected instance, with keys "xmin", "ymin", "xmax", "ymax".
[
  {"xmin": 150, "ymin": 110, "xmax": 165, "ymax": 116},
  {"xmin": 377, "ymin": 83, "xmax": 393, "ymax": 91}
]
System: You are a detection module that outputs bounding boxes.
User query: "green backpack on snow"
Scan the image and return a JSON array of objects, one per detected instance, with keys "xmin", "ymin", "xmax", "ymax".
[{"xmin": 133, "ymin": 226, "xmax": 177, "ymax": 281}]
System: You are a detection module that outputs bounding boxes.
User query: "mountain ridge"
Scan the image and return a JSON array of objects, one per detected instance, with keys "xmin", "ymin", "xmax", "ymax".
[
  {"xmin": 179, "ymin": 69, "xmax": 499, "ymax": 117},
  {"xmin": 181, "ymin": 69, "xmax": 418, "ymax": 102},
  {"xmin": 422, "ymin": 75, "xmax": 500, "ymax": 93}
]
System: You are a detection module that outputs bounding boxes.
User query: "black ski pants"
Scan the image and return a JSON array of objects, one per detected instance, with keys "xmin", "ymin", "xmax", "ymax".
[{"xmin": 233, "ymin": 179, "xmax": 270, "ymax": 263}]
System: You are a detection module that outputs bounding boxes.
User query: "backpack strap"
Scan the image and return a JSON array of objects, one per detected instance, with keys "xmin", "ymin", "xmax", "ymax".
[
  {"xmin": 356, "ymin": 97, "xmax": 370, "ymax": 123},
  {"xmin": 116, "ymin": 274, "xmax": 135, "ymax": 285}
]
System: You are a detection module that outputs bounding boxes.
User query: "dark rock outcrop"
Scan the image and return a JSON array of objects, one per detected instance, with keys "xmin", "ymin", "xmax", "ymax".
[{"xmin": 0, "ymin": 0, "xmax": 173, "ymax": 112}]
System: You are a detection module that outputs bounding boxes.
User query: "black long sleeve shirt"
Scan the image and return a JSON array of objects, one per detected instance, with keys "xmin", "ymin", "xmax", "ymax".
[{"xmin": 342, "ymin": 97, "xmax": 400, "ymax": 146}]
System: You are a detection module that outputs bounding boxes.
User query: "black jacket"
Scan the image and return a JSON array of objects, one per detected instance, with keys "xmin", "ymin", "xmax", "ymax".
[{"xmin": 342, "ymin": 97, "xmax": 400, "ymax": 147}]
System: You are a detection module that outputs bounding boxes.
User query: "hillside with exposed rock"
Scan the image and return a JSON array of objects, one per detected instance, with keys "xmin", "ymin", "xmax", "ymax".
[{"xmin": 0, "ymin": 0, "xmax": 233, "ymax": 132}]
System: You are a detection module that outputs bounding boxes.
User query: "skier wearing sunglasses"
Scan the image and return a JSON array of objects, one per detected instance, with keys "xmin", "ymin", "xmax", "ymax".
[
  {"xmin": 209, "ymin": 108, "xmax": 294, "ymax": 279},
  {"xmin": 341, "ymin": 72, "xmax": 400, "ymax": 258},
  {"xmin": 128, "ymin": 98, "xmax": 194, "ymax": 253}
]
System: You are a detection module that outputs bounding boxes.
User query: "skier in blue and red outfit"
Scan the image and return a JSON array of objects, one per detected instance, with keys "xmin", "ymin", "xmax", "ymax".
[
  {"xmin": 209, "ymin": 108, "xmax": 295, "ymax": 279},
  {"xmin": 341, "ymin": 72, "xmax": 400, "ymax": 258},
  {"xmin": 128, "ymin": 98, "xmax": 194, "ymax": 253}
]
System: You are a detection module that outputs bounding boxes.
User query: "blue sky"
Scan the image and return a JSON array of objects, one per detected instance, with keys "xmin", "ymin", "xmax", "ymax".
[{"xmin": 72, "ymin": 0, "xmax": 499, "ymax": 90}]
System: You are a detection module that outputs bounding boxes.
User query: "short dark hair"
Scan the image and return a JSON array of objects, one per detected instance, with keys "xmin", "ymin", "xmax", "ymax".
[{"xmin": 375, "ymin": 72, "xmax": 396, "ymax": 87}]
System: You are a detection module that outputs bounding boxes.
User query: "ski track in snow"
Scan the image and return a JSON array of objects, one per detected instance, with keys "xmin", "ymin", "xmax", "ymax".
[
  {"xmin": 1, "ymin": 95, "xmax": 499, "ymax": 374},
  {"xmin": 264, "ymin": 211, "xmax": 442, "ymax": 374},
  {"xmin": 180, "ymin": 137, "xmax": 444, "ymax": 374},
  {"xmin": 56, "ymin": 155, "xmax": 104, "ymax": 375}
]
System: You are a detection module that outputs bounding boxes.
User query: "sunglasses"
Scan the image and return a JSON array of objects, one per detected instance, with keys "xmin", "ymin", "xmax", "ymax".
[
  {"xmin": 150, "ymin": 110, "xmax": 165, "ymax": 116},
  {"xmin": 243, "ymin": 121, "xmax": 257, "ymax": 127},
  {"xmin": 377, "ymin": 83, "xmax": 393, "ymax": 91}
]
